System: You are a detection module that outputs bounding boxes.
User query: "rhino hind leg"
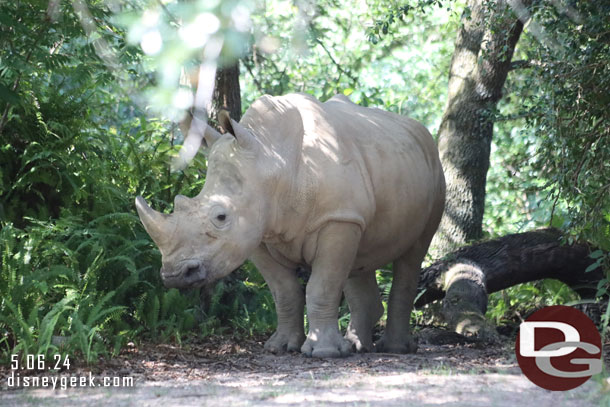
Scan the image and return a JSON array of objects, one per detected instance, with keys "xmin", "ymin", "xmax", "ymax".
[
  {"xmin": 375, "ymin": 243, "xmax": 428, "ymax": 354},
  {"xmin": 250, "ymin": 246, "xmax": 306, "ymax": 354},
  {"xmin": 344, "ymin": 272, "xmax": 384, "ymax": 352}
]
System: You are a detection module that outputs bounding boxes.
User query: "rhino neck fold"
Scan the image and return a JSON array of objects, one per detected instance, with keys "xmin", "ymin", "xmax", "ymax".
[
  {"xmin": 261, "ymin": 160, "xmax": 314, "ymax": 246},
  {"xmin": 239, "ymin": 96, "xmax": 311, "ymax": 248}
]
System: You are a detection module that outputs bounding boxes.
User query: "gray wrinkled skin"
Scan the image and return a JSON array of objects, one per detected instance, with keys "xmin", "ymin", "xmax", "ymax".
[{"xmin": 136, "ymin": 93, "xmax": 445, "ymax": 358}]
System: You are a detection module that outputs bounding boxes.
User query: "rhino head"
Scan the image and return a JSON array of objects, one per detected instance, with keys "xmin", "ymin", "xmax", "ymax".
[{"xmin": 135, "ymin": 113, "xmax": 268, "ymax": 289}]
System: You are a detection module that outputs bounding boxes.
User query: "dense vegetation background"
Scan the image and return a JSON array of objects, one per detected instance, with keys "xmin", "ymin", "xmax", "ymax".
[{"xmin": 0, "ymin": 0, "xmax": 608, "ymax": 364}]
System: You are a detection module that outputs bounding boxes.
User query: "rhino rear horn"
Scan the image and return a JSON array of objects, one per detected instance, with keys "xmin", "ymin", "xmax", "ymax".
[{"xmin": 135, "ymin": 196, "xmax": 171, "ymax": 244}]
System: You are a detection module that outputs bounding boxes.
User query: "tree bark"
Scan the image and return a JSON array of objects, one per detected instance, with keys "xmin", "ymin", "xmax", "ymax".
[
  {"xmin": 210, "ymin": 62, "xmax": 242, "ymax": 125},
  {"xmin": 431, "ymin": 0, "xmax": 528, "ymax": 256},
  {"xmin": 416, "ymin": 228, "xmax": 606, "ymax": 340}
]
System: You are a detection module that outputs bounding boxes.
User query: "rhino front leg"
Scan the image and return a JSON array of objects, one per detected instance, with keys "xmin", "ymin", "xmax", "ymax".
[
  {"xmin": 344, "ymin": 272, "xmax": 384, "ymax": 352},
  {"xmin": 301, "ymin": 222, "xmax": 361, "ymax": 358},
  {"xmin": 250, "ymin": 246, "xmax": 305, "ymax": 353}
]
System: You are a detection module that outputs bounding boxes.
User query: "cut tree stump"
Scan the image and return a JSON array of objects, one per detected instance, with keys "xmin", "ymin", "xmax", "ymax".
[{"xmin": 416, "ymin": 228, "xmax": 606, "ymax": 342}]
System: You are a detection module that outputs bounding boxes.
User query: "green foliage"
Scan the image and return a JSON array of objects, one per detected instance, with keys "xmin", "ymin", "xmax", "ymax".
[
  {"xmin": 213, "ymin": 263, "xmax": 276, "ymax": 338},
  {"xmin": 132, "ymin": 287, "xmax": 198, "ymax": 343},
  {"xmin": 485, "ymin": 1, "xmax": 610, "ymax": 243},
  {"xmin": 527, "ymin": 1, "xmax": 610, "ymax": 247},
  {"xmin": 243, "ymin": 0, "xmax": 460, "ymax": 133},
  {"xmin": 117, "ymin": 0, "xmax": 252, "ymax": 120},
  {"xmin": 0, "ymin": 216, "xmax": 147, "ymax": 362},
  {"xmin": 486, "ymin": 279, "xmax": 580, "ymax": 326},
  {"xmin": 365, "ymin": 0, "xmax": 447, "ymax": 44}
]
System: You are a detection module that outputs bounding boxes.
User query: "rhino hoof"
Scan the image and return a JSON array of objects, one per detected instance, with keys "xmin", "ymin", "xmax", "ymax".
[{"xmin": 301, "ymin": 334, "xmax": 352, "ymax": 358}]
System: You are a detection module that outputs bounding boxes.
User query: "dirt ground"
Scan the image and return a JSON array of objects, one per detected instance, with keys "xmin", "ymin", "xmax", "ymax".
[{"xmin": 1, "ymin": 334, "xmax": 607, "ymax": 407}]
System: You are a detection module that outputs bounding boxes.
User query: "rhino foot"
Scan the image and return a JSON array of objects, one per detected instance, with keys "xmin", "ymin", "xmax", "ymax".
[
  {"xmin": 264, "ymin": 330, "xmax": 306, "ymax": 354},
  {"xmin": 375, "ymin": 334, "xmax": 418, "ymax": 354},
  {"xmin": 301, "ymin": 328, "xmax": 353, "ymax": 358}
]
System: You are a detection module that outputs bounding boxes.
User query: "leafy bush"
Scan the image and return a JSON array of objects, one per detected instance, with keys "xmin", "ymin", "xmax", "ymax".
[
  {"xmin": 486, "ymin": 280, "xmax": 581, "ymax": 327},
  {"xmin": 0, "ymin": 215, "xmax": 147, "ymax": 361},
  {"xmin": 1, "ymin": 153, "xmax": 275, "ymax": 364}
]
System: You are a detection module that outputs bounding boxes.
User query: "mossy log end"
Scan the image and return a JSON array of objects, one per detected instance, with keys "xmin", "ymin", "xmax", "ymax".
[{"xmin": 416, "ymin": 228, "xmax": 605, "ymax": 341}]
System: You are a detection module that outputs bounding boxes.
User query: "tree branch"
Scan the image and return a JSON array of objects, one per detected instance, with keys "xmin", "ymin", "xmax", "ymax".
[
  {"xmin": 313, "ymin": 37, "xmax": 359, "ymax": 86},
  {"xmin": 242, "ymin": 56, "xmax": 265, "ymax": 94},
  {"xmin": 509, "ymin": 59, "xmax": 543, "ymax": 70},
  {"xmin": 417, "ymin": 228, "xmax": 605, "ymax": 308}
]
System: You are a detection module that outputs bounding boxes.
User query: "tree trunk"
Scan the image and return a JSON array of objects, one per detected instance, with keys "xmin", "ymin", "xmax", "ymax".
[
  {"xmin": 431, "ymin": 0, "xmax": 528, "ymax": 256},
  {"xmin": 416, "ymin": 228, "xmax": 606, "ymax": 341},
  {"xmin": 210, "ymin": 62, "xmax": 242, "ymax": 125}
]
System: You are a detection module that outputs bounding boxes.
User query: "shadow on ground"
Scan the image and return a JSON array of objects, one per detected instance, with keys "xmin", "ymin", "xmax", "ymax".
[{"xmin": 0, "ymin": 335, "xmax": 605, "ymax": 406}]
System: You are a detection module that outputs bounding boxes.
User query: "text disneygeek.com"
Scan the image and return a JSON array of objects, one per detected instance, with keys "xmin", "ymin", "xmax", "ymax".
[
  {"xmin": 8, "ymin": 354, "xmax": 133, "ymax": 390},
  {"xmin": 7, "ymin": 371, "xmax": 134, "ymax": 390}
]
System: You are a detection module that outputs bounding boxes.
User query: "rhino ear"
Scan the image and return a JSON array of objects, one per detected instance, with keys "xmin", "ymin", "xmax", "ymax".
[
  {"xmin": 218, "ymin": 109, "xmax": 234, "ymax": 134},
  {"xmin": 173, "ymin": 194, "xmax": 192, "ymax": 212},
  {"xmin": 219, "ymin": 110, "xmax": 258, "ymax": 151}
]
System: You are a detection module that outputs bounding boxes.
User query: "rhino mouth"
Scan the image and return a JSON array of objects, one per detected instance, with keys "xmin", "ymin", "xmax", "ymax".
[{"xmin": 161, "ymin": 259, "xmax": 208, "ymax": 289}]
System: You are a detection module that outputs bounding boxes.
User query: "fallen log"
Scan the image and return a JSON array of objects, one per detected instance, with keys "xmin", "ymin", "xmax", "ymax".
[{"xmin": 415, "ymin": 228, "xmax": 606, "ymax": 341}]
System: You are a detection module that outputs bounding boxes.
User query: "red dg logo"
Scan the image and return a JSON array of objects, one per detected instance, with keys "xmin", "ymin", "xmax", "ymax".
[{"xmin": 515, "ymin": 305, "xmax": 602, "ymax": 391}]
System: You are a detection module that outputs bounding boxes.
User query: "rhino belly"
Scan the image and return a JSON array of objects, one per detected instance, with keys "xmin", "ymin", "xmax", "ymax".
[{"xmin": 351, "ymin": 154, "xmax": 439, "ymax": 272}]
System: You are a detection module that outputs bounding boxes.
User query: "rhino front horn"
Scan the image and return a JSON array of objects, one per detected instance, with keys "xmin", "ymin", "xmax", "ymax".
[{"xmin": 135, "ymin": 196, "xmax": 171, "ymax": 244}]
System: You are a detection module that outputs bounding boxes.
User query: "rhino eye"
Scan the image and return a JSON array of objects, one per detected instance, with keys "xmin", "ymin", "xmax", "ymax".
[{"xmin": 210, "ymin": 205, "xmax": 229, "ymax": 229}]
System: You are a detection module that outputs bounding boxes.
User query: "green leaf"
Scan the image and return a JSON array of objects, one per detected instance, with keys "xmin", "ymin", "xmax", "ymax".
[
  {"xmin": 0, "ymin": 12, "xmax": 29, "ymax": 34},
  {"xmin": 0, "ymin": 83, "xmax": 19, "ymax": 106},
  {"xmin": 590, "ymin": 250, "xmax": 604, "ymax": 259},
  {"xmin": 585, "ymin": 261, "xmax": 600, "ymax": 273}
]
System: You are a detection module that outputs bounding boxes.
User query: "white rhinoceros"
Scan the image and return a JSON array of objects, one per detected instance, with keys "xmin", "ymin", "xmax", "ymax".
[{"xmin": 136, "ymin": 93, "xmax": 445, "ymax": 358}]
